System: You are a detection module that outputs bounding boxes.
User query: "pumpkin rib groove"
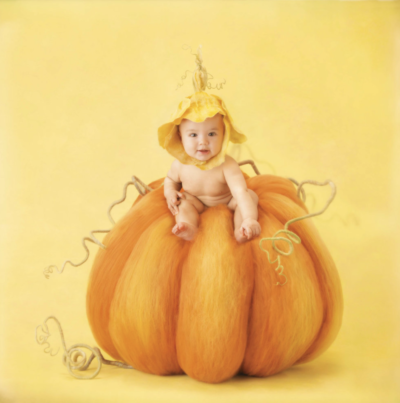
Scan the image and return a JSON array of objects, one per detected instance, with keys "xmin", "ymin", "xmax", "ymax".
[{"xmin": 239, "ymin": 243, "xmax": 258, "ymax": 374}]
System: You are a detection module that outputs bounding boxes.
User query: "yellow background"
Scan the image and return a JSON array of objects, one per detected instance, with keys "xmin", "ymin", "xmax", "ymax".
[{"xmin": 0, "ymin": 1, "xmax": 399, "ymax": 402}]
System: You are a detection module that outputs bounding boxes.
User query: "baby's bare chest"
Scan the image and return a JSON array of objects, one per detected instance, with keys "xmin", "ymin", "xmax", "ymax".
[{"xmin": 179, "ymin": 166, "xmax": 230, "ymax": 197}]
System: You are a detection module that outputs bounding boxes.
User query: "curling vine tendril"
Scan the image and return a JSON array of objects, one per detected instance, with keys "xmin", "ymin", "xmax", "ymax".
[{"xmin": 259, "ymin": 179, "xmax": 336, "ymax": 286}]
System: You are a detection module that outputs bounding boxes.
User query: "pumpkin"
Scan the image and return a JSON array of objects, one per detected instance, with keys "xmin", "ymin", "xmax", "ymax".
[{"xmin": 86, "ymin": 173, "xmax": 343, "ymax": 384}]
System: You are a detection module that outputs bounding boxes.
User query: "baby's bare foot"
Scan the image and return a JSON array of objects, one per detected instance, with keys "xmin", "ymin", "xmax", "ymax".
[
  {"xmin": 235, "ymin": 218, "xmax": 261, "ymax": 243},
  {"xmin": 172, "ymin": 222, "xmax": 198, "ymax": 241}
]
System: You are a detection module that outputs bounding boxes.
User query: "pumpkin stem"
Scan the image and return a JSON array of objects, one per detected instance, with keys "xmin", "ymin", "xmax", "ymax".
[{"xmin": 176, "ymin": 45, "xmax": 226, "ymax": 91}]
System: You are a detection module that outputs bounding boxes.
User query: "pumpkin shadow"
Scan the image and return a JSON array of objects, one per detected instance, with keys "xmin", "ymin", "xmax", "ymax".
[
  {"xmin": 232, "ymin": 358, "xmax": 343, "ymax": 388},
  {"xmin": 95, "ymin": 355, "xmax": 342, "ymax": 389}
]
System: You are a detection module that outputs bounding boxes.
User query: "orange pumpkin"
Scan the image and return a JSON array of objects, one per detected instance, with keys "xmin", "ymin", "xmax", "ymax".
[{"xmin": 86, "ymin": 174, "xmax": 343, "ymax": 383}]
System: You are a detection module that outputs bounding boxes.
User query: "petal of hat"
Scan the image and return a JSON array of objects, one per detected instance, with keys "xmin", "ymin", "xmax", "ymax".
[
  {"xmin": 158, "ymin": 97, "xmax": 191, "ymax": 148},
  {"xmin": 213, "ymin": 95, "xmax": 247, "ymax": 144}
]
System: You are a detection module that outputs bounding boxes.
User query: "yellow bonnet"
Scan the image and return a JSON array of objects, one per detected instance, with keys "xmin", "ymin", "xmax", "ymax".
[{"xmin": 158, "ymin": 47, "xmax": 247, "ymax": 170}]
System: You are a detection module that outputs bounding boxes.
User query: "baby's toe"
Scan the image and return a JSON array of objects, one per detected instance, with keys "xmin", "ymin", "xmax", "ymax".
[{"xmin": 235, "ymin": 227, "xmax": 248, "ymax": 244}]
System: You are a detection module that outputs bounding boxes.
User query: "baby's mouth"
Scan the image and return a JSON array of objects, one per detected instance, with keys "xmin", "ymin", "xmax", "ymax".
[{"xmin": 197, "ymin": 150, "xmax": 210, "ymax": 154}]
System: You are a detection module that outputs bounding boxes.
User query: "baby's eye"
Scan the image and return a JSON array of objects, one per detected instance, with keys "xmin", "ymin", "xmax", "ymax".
[
  {"xmin": 208, "ymin": 132, "xmax": 217, "ymax": 137},
  {"xmin": 189, "ymin": 133, "xmax": 197, "ymax": 137}
]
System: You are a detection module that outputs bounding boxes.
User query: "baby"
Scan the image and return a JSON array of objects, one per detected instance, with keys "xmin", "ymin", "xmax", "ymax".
[{"xmin": 163, "ymin": 112, "xmax": 261, "ymax": 243}]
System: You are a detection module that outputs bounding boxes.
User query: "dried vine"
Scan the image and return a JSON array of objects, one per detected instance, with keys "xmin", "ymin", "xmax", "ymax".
[
  {"xmin": 35, "ymin": 316, "xmax": 133, "ymax": 380},
  {"xmin": 43, "ymin": 176, "xmax": 153, "ymax": 279},
  {"xmin": 259, "ymin": 179, "xmax": 336, "ymax": 285}
]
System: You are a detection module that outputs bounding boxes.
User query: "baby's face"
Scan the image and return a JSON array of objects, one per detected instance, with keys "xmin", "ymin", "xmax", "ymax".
[{"xmin": 179, "ymin": 114, "xmax": 225, "ymax": 162}]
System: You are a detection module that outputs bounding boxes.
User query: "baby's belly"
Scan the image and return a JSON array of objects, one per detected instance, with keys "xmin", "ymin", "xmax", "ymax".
[{"xmin": 194, "ymin": 192, "xmax": 233, "ymax": 207}]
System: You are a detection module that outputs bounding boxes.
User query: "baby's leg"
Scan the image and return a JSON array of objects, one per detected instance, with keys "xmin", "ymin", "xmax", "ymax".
[
  {"xmin": 172, "ymin": 192, "xmax": 205, "ymax": 241},
  {"xmin": 228, "ymin": 190, "xmax": 260, "ymax": 243}
]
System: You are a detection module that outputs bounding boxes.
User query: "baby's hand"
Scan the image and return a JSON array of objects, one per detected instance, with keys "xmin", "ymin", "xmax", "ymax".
[
  {"xmin": 166, "ymin": 190, "xmax": 185, "ymax": 216},
  {"xmin": 238, "ymin": 218, "xmax": 261, "ymax": 242}
]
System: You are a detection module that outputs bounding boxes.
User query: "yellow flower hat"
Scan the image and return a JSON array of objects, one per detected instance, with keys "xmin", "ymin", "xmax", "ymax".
[{"xmin": 158, "ymin": 47, "xmax": 247, "ymax": 170}]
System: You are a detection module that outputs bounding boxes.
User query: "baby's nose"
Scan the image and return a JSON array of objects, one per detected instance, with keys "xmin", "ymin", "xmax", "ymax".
[{"xmin": 199, "ymin": 135, "xmax": 209, "ymax": 145}]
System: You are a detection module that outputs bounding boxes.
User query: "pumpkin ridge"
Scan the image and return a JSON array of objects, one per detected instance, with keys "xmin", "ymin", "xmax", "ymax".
[
  {"xmin": 246, "ymin": 175, "xmax": 307, "ymax": 211},
  {"xmin": 240, "ymin": 209, "xmax": 323, "ymax": 376},
  {"xmin": 109, "ymin": 215, "xmax": 187, "ymax": 375},
  {"xmin": 176, "ymin": 205, "xmax": 254, "ymax": 383},
  {"xmin": 259, "ymin": 195, "xmax": 343, "ymax": 364},
  {"xmin": 86, "ymin": 187, "xmax": 169, "ymax": 360}
]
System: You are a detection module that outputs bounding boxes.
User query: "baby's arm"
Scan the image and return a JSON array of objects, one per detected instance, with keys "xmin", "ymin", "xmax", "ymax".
[
  {"xmin": 223, "ymin": 156, "xmax": 258, "ymax": 222},
  {"xmin": 164, "ymin": 160, "xmax": 183, "ymax": 216}
]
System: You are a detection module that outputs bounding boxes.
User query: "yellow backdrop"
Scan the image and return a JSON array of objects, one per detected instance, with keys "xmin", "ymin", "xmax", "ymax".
[{"xmin": 0, "ymin": 1, "xmax": 399, "ymax": 402}]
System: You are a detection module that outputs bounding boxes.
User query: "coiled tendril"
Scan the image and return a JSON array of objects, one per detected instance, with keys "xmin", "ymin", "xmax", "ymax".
[
  {"xmin": 35, "ymin": 316, "xmax": 132, "ymax": 380},
  {"xmin": 259, "ymin": 179, "xmax": 336, "ymax": 286}
]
